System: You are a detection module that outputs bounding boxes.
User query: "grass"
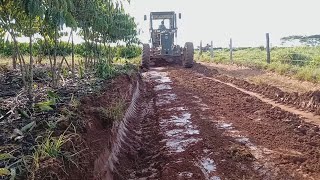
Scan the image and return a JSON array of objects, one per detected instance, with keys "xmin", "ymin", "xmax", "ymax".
[
  {"xmin": 114, "ymin": 56, "xmax": 141, "ymax": 66},
  {"xmin": 30, "ymin": 126, "xmax": 80, "ymax": 178},
  {"xmin": 0, "ymin": 55, "xmax": 142, "ymax": 67},
  {"xmin": 33, "ymin": 133, "xmax": 66, "ymax": 161},
  {"xmin": 95, "ymin": 96, "xmax": 127, "ymax": 128},
  {"xmin": 107, "ymin": 96, "xmax": 127, "ymax": 122},
  {"xmin": 197, "ymin": 46, "xmax": 320, "ymax": 83},
  {"xmin": 0, "ymin": 55, "xmax": 84, "ymax": 66}
]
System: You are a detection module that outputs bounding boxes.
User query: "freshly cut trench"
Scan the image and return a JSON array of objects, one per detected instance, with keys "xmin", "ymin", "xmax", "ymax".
[{"xmin": 143, "ymin": 67, "xmax": 221, "ymax": 180}]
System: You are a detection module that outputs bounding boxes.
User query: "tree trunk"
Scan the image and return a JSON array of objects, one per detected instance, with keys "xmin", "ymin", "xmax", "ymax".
[
  {"xmin": 95, "ymin": 40, "xmax": 99, "ymax": 66},
  {"xmin": 84, "ymin": 29, "xmax": 88, "ymax": 68},
  {"xmin": 71, "ymin": 30, "xmax": 75, "ymax": 78},
  {"xmin": 28, "ymin": 28, "xmax": 34, "ymax": 102},
  {"xmin": 10, "ymin": 32, "xmax": 26, "ymax": 86},
  {"xmin": 53, "ymin": 28, "xmax": 58, "ymax": 88},
  {"xmin": 12, "ymin": 49, "xmax": 17, "ymax": 69},
  {"xmin": 44, "ymin": 37, "xmax": 54, "ymax": 84}
]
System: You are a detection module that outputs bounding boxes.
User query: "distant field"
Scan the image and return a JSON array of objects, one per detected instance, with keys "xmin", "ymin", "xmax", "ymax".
[{"xmin": 197, "ymin": 46, "xmax": 320, "ymax": 83}]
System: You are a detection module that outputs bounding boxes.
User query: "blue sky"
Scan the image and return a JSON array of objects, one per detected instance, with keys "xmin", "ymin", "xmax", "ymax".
[{"xmin": 124, "ymin": 0, "xmax": 320, "ymax": 47}]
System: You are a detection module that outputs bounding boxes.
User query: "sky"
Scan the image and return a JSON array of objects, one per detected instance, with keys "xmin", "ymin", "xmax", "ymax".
[{"xmin": 123, "ymin": 0, "xmax": 320, "ymax": 47}]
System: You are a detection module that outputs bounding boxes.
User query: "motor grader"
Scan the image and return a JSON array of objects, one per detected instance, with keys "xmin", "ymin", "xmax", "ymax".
[{"xmin": 141, "ymin": 11, "xmax": 194, "ymax": 68}]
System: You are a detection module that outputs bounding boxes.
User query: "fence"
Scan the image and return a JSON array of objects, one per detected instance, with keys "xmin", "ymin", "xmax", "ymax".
[{"xmin": 197, "ymin": 33, "xmax": 315, "ymax": 66}]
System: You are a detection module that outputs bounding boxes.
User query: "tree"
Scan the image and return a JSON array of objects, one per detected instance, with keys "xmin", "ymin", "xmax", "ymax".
[
  {"xmin": 281, "ymin": 35, "xmax": 320, "ymax": 46},
  {"xmin": 1, "ymin": 0, "xmax": 138, "ymax": 91},
  {"xmin": 20, "ymin": 0, "xmax": 45, "ymax": 101},
  {"xmin": 41, "ymin": 0, "xmax": 76, "ymax": 87},
  {"xmin": 0, "ymin": 0, "xmax": 30, "ymax": 82}
]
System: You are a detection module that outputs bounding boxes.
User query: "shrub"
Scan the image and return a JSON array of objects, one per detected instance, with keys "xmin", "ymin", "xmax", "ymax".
[{"xmin": 0, "ymin": 41, "xmax": 141, "ymax": 59}]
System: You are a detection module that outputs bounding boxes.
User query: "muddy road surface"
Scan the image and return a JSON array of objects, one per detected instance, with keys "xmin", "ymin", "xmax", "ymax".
[{"xmin": 114, "ymin": 65, "xmax": 320, "ymax": 180}]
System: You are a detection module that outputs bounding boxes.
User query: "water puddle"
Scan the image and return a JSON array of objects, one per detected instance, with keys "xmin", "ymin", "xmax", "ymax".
[
  {"xmin": 167, "ymin": 107, "xmax": 186, "ymax": 111},
  {"xmin": 201, "ymin": 107, "xmax": 210, "ymax": 111},
  {"xmin": 156, "ymin": 99, "xmax": 171, "ymax": 106},
  {"xmin": 217, "ymin": 122, "xmax": 233, "ymax": 130},
  {"xmin": 201, "ymin": 158, "xmax": 217, "ymax": 173},
  {"xmin": 158, "ymin": 93, "xmax": 177, "ymax": 101},
  {"xmin": 165, "ymin": 129, "xmax": 184, "ymax": 137},
  {"xmin": 156, "ymin": 93, "xmax": 177, "ymax": 106},
  {"xmin": 178, "ymin": 172, "xmax": 193, "ymax": 178},
  {"xmin": 154, "ymin": 84, "xmax": 172, "ymax": 91},
  {"xmin": 147, "ymin": 69, "xmax": 221, "ymax": 179},
  {"xmin": 167, "ymin": 113, "xmax": 191, "ymax": 125},
  {"xmin": 235, "ymin": 137, "xmax": 250, "ymax": 144},
  {"xmin": 196, "ymin": 152, "xmax": 220, "ymax": 180},
  {"xmin": 210, "ymin": 177, "xmax": 222, "ymax": 180},
  {"xmin": 164, "ymin": 137, "xmax": 200, "ymax": 153},
  {"xmin": 156, "ymin": 76, "xmax": 172, "ymax": 83},
  {"xmin": 160, "ymin": 112, "xmax": 201, "ymax": 153}
]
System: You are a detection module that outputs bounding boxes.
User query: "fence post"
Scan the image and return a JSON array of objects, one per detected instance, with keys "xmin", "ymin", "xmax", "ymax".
[
  {"xmin": 200, "ymin": 40, "xmax": 203, "ymax": 55},
  {"xmin": 266, "ymin": 33, "xmax": 271, "ymax": 64},
  {"xmin": 229, "ymin": 38, "xmax": 233, "ymax": 62},
  {"xmin": 210, "ymin": 40, "xmax": 214, "ymax": 59}
]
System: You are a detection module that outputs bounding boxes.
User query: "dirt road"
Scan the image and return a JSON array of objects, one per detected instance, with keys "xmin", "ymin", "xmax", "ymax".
[{"xmin": 113, "ymin": 64, "xmax": 320, "ymax": 180}]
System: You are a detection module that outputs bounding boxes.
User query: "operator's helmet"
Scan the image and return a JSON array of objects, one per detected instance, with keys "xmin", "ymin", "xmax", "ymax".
[{"xmin": 161, "ymin": 20, "xmax": 164, "ymax": 25}]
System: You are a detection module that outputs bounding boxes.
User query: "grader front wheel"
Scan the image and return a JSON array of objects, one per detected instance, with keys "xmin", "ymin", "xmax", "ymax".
[
  {"xmin": 141, "ymin": 44, "xmax": 150, "ymax": 69},
  {"xmin": 183, "ymin": 42, "xmax": 194, "ymax": 68}
]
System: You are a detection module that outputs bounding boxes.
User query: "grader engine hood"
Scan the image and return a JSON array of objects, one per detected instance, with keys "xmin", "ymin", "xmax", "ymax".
[{"xmin": 161, "ymin": 32, "xmax": 174, "ymax": 55}]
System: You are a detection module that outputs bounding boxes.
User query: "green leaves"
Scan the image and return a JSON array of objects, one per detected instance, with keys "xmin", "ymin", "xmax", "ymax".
[
  {"xmin": 35, "ymin": 90, "xmax": 60, "ymax": 112},
  {"xmin": 21, "ymin": 121, "xmax": 36, "ymax": 132},
  {"xmin": 0, "ymin": 168, "xmax": 10, "ymax": 176},
  {"xmin": 0, "ymin": 153, "xmax": 14, "ymax": 161},
  {"xmin": 36, "ymin": 100, "xmax": 55, "ymax": 111},
  {"xmin": 64, "ymin": 11, "xmax": 76, "ymax": 28},
  {"xmin": 26, "ymin": 0, "xmax": 45, "ymax": 17}
]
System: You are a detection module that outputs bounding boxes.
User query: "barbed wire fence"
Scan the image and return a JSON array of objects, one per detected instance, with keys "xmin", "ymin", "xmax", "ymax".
[{"xmin": 197, "ymin": 33, "xmax": 313, "ymax": 66}]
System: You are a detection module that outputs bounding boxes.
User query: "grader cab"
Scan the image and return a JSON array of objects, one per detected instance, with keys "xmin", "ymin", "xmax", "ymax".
[{"xmin": 141, "ymin": 11, "xmax": 194, "ymax": 68}]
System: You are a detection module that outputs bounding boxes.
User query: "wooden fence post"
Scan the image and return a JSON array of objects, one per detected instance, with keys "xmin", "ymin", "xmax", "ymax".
[
  {"xmin": 210, "ymin": 41, "xmax": 214, "ymax": 59},
  {"xmin": 200, "ymin": 40, "xmax": 203, "ymax": 55},
  {"xmin": 266, "ymin": 33, "xmax": 271, "ymax": 64},
  {"xmin": 230, "ymin": 38, "xmax": 233, "ymax": 62}
]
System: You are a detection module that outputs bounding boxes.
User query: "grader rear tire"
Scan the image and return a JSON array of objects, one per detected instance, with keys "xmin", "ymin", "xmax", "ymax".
[
  {"xmin": 183, "ymin": 42, "xmax": 194, "ymax": 68},
  {"xmin": 141, "ymin": 44, "xmax": 150, "ymax": 69}
]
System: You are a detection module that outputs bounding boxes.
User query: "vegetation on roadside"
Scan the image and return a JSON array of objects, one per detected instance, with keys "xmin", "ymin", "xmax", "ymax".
[
  {"xmin": 0, "ymin": 0, "xmax": 141, "ymax": 179},
  {"xmin": 196, "ymin": 46, "xmax": 320, "ymax": 83},
  {"xmin": 0, "ymin": 41, "xmax": 141, "ymax": 60},
  {"xmin": 0, "ymin": 0, "xmax": 140, "ymax": 97}
]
